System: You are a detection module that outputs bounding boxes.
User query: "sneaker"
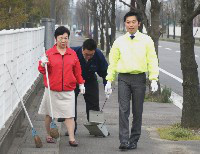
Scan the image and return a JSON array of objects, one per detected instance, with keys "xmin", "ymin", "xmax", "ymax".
[{"xmin": 119, "ymin": 142, "xmax": 129, "ymax": 150}]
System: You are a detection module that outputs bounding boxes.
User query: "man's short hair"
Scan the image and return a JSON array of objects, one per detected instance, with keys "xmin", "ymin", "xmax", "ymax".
[
  {"xmin": 124, "ymin": 11, "xmax": 142, "ymax": 23},
  {"xmin": 54, "ymin": 26, "xmax": 70, "ymax": 38},
  {"xmin": 82, "ymin": 39, "xmax": 97, "ymax": 50}
]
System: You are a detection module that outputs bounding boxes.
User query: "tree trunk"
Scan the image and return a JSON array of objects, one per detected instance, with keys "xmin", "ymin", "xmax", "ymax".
[
  {"xmin": 150, "ymin": 0, "xmax": 160, "ymax": 55},
  {"xmin": 99, "ymin": 1, "xmax": 105, "ymax": 51},
  {"xmin": 149, "ymin": 0, "xmax": 161, "ymax": 95},
  {"xmin": 84, "ymin": 0, "xmax": 90, "ymax": 37},
  {"xmin": 110, "ymin": 0, "xmax": 116, "ymax": 46},
  {"xmin": 180, "ymin": 0, "xmax": 200, "ymax": 129},
  {"xmin": 93, "ymin": 1, "xmax": 98, "ymax": 43},
  {"xmin": 100, "ymin": 27, "xmax": 105, "ymax": 50},
  {"xmin": 173, "ymin": 20, "xmax": 175, "ymax": 39},
  {"xmin": 105, "ymin": 1, "xmax": 110, "ymax": 56},
  {"xmin": 167, "ymin": 14, "xmax": 170, "ymax": 38},
  {"xmin": 173, "ymin": 8, "xmax": 176, "ymax": 39},
  {"xmin": 130, "ymin": 0, "xmax": 136, "ymax": 11},
  {"xmin": 138, "ymin": 0, "xmax": 147, "ymax": 32}
]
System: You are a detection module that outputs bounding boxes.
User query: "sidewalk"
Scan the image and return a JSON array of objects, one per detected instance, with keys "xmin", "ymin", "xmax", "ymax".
[
  {"xmin": 59, "ymin": 80, "xmax": 200, "ymax": 154},
  {"xmin": 7, "ymin": 34, "xmax": 200, "ymax": 154}
]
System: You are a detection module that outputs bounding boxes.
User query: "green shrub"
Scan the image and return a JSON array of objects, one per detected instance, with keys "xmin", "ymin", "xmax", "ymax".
[
  {"xmin": 145, "ymin": 86, "xmax": 172, "ymax": 103},
  {"xmin": 160, "ymin": 86, "xmax": 172, "ymax": 103}
]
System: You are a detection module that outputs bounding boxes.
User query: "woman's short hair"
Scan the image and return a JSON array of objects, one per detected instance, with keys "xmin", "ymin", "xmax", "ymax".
[{"xmin": 54, "ymin": 26, "xmax": 70, "ymax": 38}]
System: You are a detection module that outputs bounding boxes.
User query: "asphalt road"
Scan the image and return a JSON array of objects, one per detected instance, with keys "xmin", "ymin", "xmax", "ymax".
[{"xmin": 159, "ymin": 41, "xmax": 200, "ymax": 96}]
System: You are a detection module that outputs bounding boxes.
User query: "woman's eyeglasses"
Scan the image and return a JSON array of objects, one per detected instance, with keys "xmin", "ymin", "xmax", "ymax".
[{"xmin": 57, "ymin": 37, "xmax": 68, "ymax": 42}]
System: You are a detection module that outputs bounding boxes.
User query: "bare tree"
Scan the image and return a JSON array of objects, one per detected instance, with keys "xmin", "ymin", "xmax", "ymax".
[
  {"xmin": 180, "ymin": 0, "xmax": 200, "ymax": 128},
  {"xmin": 75, "ymin": 0, "xmax": 90, "ymax": 37},
  {"xmin": 55, "ymin": 0, "xmax": 70, "ymax": 25}
]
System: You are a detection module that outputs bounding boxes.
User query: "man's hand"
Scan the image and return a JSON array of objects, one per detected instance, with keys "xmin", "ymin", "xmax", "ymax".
[
  {"xmin": 151, "ymin": 80, "xmax": 158, "ymax": 92},
  {"xmin": 105, "ymin": 81, "xmax": 112, "ymax": 95},
  {"xmin": 79, "ymin": 84, "xmax": 85, "ymax": 94},
  {"xmin": 41, "ymin": 54, "xmax": 48, "ymax": 67}
]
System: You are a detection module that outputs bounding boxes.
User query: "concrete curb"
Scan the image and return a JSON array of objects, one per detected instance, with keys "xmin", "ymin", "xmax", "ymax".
[{"xmin": 170, "ymin": 91, "xmax": 183, "ymax": 110}]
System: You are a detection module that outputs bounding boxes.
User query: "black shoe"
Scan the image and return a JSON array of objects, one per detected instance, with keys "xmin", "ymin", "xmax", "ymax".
[
  {"xmin": 69, "ymin": 140, "xmax": 78, "ymax": 147},
  {"xmin": 57, "ymin": 118, "xmax": 65, "ymax": 122},
  {"xmin": 128, "ymin": 142, "xmax": 137, "ymax": 149},
  {"xmin": 119, "ymin": 142, "xmax": 129, "ymax": 150}
]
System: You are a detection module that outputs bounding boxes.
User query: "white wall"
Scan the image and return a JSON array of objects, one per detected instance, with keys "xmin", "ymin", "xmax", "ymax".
[
  {"xmin": 142, "ymin": 26, "xmax": 200, "ymax": 38},
  {"xmin": 168, "ymin": 26, "xmax": 200, "ymax": 38},
  {"xmin": 0, "ymin": 27, "xmax": 45, "ymax": 130}
]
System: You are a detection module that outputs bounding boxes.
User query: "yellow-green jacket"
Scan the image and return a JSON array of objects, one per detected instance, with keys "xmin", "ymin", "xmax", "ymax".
[{"xmin": 106, "ymin": 31, "xmax": 159, "ymax": 82}]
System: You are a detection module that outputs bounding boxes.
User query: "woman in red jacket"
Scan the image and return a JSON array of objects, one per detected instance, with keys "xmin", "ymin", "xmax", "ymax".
[{"xmin": 38, "ymin": 26, "xmax": 85, "ymax": 147}]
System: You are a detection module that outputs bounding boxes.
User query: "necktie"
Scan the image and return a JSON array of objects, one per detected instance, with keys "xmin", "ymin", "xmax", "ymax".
[{"xmin": 130, "ymin": 35, "xmax": 135, "ymax": 39}]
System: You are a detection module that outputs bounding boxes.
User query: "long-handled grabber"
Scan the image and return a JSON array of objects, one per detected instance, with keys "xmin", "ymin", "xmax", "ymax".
[
  {"xmin": 44, "ymin": 62, "xmax": 59, "ymax": 139},
  {"xmin": 5, "ymin": 64, "xmax": 43, "ymax": 148}
]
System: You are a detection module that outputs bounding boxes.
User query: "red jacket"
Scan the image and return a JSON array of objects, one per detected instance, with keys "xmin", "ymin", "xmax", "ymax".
[{"xmin": 38, "ymin": 45, "xmax": 85, "ymax": 91}]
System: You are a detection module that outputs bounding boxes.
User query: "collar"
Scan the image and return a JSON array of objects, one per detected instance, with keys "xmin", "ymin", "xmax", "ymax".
[
  {"xmin": 126, "ymin": 31, "xmax": 140, "ymax": 40},
  {"xmin": 51, "ymin": 44, "xmax": 72, "ymax": 55}
]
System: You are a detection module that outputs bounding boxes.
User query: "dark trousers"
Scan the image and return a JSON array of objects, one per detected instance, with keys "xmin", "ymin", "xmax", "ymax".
[
  {"xmin": 74, "ymin": 80, "xmax": 100, "ymax": 129},
  {"xmin": 118, "ymin": 73, "xmax": 146, "ymax": 144}
]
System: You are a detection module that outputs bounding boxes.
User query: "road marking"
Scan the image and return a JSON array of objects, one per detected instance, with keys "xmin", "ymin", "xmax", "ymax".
[
  {"xmin": 195, "ymin": 55, "xmax": 199, "ymax": 58},
  {"xmin": 165, "ymin": 48, "xmax": 172, "ymax": 50},
  {"xmin": 175, "ymin": 51, "xmax": 180, "ymax": 53},
  {"xmin": 159, "ymin": 68, "xmax": 183, "ymax": 83},
  {"xmin": 159, "ymin": 68, "xmax": 183, "ymax": 109},
  {"xmin": 158, "ymin": 45, "xmax": 162, "ymax": 48}
]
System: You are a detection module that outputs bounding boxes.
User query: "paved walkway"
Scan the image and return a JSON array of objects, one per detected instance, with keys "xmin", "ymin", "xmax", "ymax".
[{"xmin": 7, "ymin": 33, "xmax": 200, "ymax": 154}]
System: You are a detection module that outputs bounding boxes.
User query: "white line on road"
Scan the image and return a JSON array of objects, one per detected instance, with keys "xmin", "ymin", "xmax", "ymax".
[
  {"xmin": 165, "ymin": 48, "xmax": 172, "ymax": 50},
  {"xmin": 159, "ymin": 68, "xmax": 183, "ymax": 83},
  {"xmin": 195, "ymin": 55, "xmax": 199, "ymax": 58},
  {"xmin": 159, "ymin": 67, "xmax": 183, "ymax": 109},
  {"xmin": 175, "ymin": 51, "xmax": 180, "ymax": 53},
  {"xmin": 158, "ymin": 45, "xmax": 162, "ymax": 48}
]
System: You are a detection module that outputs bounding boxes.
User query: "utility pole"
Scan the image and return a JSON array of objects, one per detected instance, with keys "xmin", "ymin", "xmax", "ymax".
[{"xmin": 41, "ymin": 0, "xmax": 56, "ymax": 50}]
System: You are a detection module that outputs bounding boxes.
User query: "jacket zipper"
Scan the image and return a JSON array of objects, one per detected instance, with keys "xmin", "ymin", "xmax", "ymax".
[{"xmin": 62, "ymin": 55, "xmax": 64, "ymax": 91}]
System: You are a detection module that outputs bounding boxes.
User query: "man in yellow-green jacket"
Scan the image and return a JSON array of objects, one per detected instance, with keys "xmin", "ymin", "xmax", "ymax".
[{"xmin": 105, "ymin": 11, "xmax": 159, "ymax": 151}]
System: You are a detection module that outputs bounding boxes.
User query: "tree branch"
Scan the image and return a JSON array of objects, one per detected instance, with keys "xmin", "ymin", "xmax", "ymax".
[
  {"xmin": 119, "ymin": 0, "xmax": 137, "ymax": 11},
  {"xmin": 188, "ymin": 4, "xmax": 200, "ymax": 22}
]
